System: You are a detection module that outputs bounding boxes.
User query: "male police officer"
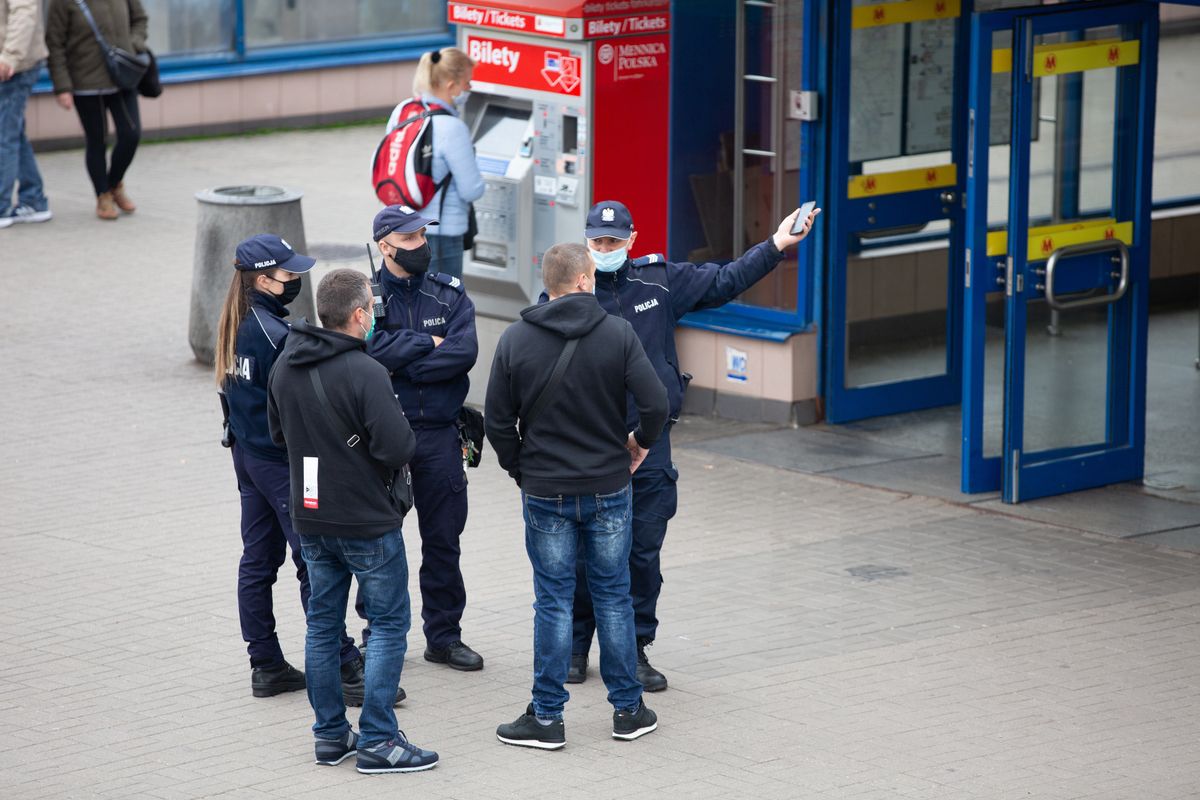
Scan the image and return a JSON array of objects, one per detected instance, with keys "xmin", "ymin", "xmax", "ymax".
[
  {"xmin": 364, "ymin": 204, "xmax": 484, "ymax": 670},
  {"xmin": 566, "ymin": 200, "xmax": 820, "ymax": 691}
]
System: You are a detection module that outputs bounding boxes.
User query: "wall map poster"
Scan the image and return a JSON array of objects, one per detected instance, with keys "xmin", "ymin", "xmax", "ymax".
[
  {"xmin": 848, "ymin": 22, "xmax": 905, "ymax": 162},
  {"xmin": 905, "ymin": 17, "xmax": 956, "ymax": 155}
]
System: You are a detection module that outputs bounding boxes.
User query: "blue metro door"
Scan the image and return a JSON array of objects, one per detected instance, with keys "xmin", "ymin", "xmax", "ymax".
[
  {"xmin": 823, "ymin": 0, "xmax": 968, "ymax": 423},
  {"xmin": 962, "ymin": 2, "xmax": 1157, "ymax": 502}
]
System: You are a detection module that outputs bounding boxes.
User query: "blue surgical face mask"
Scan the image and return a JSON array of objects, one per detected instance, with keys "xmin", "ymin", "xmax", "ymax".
[
  {"xmin": 453, "ymin": 89, "xmax": 470, "ymax": 107},
  {"xmin": 589, "ymin": 246, "xmax": 627, "ymax": 272}
]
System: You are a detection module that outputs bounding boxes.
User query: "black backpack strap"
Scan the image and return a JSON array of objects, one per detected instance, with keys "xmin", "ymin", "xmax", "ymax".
[
  {"xmin": 73, "ymin": 0, "xmax": 111, "ymax": 51},
  {"xmin": 520, "ymin": 338, "xmax": 579, "ymax": 439}
]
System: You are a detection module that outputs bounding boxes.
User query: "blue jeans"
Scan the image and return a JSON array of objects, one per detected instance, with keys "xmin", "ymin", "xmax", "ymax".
[
  {"xmin": 523, "ymin": 485, "xmax": 642, "ymax": 719},
  {"xmin": 427, "ymin": 233, "xmax": 464, "ymax": 279},
  {"xmin": 300, "ymin": 529, "xmax": 410, "ymax": 747},
  {"xmin": 0, "ymin": 68, "xmax": 48, "ymax": 216}
]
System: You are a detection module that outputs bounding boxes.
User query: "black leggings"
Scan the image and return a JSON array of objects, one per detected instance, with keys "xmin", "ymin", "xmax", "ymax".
[{"xmin": 74, "ymin": 90, "xmax": 141, "ymax": 196}]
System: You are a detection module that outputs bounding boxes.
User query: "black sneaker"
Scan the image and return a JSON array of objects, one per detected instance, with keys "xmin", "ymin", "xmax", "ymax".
[
  {"xmin": 251, "ymin": 660, "xmax": 306, "ymax": 697},
  {"xmin": 314, "ymin": 728, "xmax": 358, "ymax": 766},
  {"xmin": 424, "ymin": 640, "xmax": 484, "ymax": 671},
  {"xmin": 636, "ymin": 638, "xmax": 668, "ymax": 692},
  {"xmin": 566, "ymin": 653, "xmax": 588, "ymax": 684},
  {"xmin": 341, "ymin": 656, "xmax": 407, "ymax": 707},
  {"xmin": 612, "ymin": 700, "xmax": 658, "ymax": 741},
  {"xmin": 496, "ymin": 704, "xmax": 566, "ymax": 750},
  {"xmin": 355, "ymin": 732, "xmax": 439, "ymax": 774}
]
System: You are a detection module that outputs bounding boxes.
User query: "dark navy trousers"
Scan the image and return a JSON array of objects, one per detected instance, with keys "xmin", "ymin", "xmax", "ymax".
[
  {"xmin": 231, "ymin": 444, "xmax": 358, "ymax": 668},
  {"xmin": 573, "ymin": 429, "xmax": 678, "ymax": 652},
  {"xmin": 359, "ymin": 423, "xmax": 468, "ymax": 650}
]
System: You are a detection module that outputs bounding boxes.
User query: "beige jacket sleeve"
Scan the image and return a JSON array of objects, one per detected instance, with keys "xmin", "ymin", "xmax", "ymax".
[{"xmin": 1, "ymin": 0, "xmax": 44, "ymax": 72}]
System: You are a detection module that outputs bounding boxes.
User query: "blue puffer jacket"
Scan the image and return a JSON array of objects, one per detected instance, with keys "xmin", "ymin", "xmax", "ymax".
[
  {"xmin": 225, "ymin": 291, "xmax": 292, "ymax": 462},
  {"xmin": 367, "ymin": 267, "xmax": 479, "ymax": 428}
]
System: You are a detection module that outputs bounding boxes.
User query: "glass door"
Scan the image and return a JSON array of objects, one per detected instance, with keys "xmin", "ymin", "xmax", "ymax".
[
  {"xmin": 963, "ymin": 2, "xmax": 1158, "ymax": 502},
  {"xmin": 823, "ymin": 0, "xmax": 967, "ymax": 423}
]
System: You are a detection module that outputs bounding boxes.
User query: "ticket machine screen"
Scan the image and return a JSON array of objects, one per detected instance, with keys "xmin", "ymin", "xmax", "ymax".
[{"xmin": 473, "ymin": 104, "xmax": 531, "ymax": 158}]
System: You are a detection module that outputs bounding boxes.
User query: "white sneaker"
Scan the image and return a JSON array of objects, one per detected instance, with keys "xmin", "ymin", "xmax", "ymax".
[{"xmin": 9, "ymin": 205, "xmax": 53, "ymax": 225}]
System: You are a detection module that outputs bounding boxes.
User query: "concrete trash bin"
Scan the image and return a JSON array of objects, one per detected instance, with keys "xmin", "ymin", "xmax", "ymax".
[{"xmin": 189, "ymin": 185, "xmax": 316, "ymax": 364}]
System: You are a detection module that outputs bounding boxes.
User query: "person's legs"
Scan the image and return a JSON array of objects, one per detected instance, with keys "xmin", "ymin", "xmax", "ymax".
[
  {"xmin": 410, "ymin": 425, "xmax": 470, "ymax": 651},
  {"xmin": 581, "ymin": 485, "xmax": 642, "ymax": 713},
  {"xmin": 570, "ymin": 552, "xmax": 596, "ymax": 657},
  {"xmin": 522, "ymin": 492, "xmax": 580, "ymax": 720},
  {"xmin": 298, "ymin": 534, "xmax": 353, "ymax": 742},
  {"xmin": 0, "ymin": 69, "xmax": 46, "ymax": 218},
  {"xmin": 344, "ymin": 529, "xmax": 410, "ymax": 747},
  {"xmin": 104, "ymin": 89, "xmax": 140, "ymax": 189},
  {"xmin": 13, "ymin": 72, "xmax": 47, "ymax": 213},
  {"xmin": 73, "ymin": 94, "xmax": 110, "ymax": 196},
  {"xmin": 250, "ymin": 453, "xmax": 360, "ymax": 666},
  {"xmin": 231, "ymin": 446, "xmax": 289, "ymax": 669},
  {"xmin": 426, "ymin": 233, "xmax": 464, "ymax": 279},
  {"xmin": 628, "ymin": 467, "xmax": 678, "ymax": 643}
]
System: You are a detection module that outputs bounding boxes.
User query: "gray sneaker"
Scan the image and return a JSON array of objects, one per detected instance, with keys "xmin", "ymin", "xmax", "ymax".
[
  {"xmin": 0, "ymin": 205, "xmax": 53, "ymax": 228},
  {"xmin": 356, "ymin": 732, "xmax": 439, "ymax": 774},
  {"xmin": 314, "ymin": 728, "xmax": 358, "ymax": 766}
]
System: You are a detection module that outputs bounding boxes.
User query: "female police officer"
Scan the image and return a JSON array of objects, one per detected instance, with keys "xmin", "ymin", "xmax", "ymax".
[{"xmin": 214, "ymin": 234, "xmax": 366, "ymax": 701}]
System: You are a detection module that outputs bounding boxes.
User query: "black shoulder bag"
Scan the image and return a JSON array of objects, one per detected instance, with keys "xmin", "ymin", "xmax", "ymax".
[
  {"xmin": 307, "ymin": 366, "xmax": 414, "ymax": 517},
  {"xmin": 73, "ymin": 0, "xmax": 151, "ymax": 91},
  {"xmin": 519, "ymin": 338, "xmax": 579, "ymax": 440}
]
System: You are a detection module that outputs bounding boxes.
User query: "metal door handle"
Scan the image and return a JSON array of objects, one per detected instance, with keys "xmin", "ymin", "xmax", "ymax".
[{"xmin": 1043, "ymin": 239, "xmax": 1129, "ymax": 311}]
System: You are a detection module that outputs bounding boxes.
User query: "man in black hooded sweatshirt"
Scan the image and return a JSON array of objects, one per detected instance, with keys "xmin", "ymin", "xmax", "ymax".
[
  {"xmin": 267, "ymin": 268, "xmax": 438, "ymax": 775},
  {"xmin": 485, "ymin": 242, "xmax": 669, "ymax": 750}
]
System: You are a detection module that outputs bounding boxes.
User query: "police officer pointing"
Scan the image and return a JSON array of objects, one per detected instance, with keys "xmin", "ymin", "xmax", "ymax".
[
  {"xmin": 565, "ymin": 200, "xmax": 820, "ymax": 691},
  {"xmin": 364, "ymin": 205, "xmax": 484, "ymax": 670}
]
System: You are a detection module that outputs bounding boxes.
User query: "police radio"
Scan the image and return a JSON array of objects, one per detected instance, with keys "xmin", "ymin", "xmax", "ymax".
[{"xmin": 366, "ymin": 243, "xmax": 386, "ymax": 318}]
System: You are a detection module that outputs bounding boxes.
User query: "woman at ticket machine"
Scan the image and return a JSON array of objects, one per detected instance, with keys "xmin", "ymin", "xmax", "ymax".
[{"xmin": 386, "ymin": 48, "xmax": 486, "ymax": 280}]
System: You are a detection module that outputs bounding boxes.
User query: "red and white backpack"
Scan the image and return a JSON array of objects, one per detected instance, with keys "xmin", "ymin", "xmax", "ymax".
[{"xmin": 371, "ymin": 98, "xmax": 452, "ymax": 208}]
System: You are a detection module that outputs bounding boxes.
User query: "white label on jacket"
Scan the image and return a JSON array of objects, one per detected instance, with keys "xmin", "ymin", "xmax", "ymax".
[{"xmin": 303, "ymin": 457, "xmax": 319, "ymax": 509}]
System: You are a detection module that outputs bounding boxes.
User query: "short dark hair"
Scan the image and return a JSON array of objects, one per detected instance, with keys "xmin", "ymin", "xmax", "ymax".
[
  {"xmin": 317, "ymin": 269, "xmax": 371, "ymax": 329},
  {"xmin": 542, "ymin": 243, "xmax": 593, "ymax": 294}
]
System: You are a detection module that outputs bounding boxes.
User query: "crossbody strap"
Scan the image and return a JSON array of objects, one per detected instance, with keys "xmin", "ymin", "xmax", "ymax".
[
  {"xmin": 520, "ymin": 338, "xmax": 579, "ymax": 439},
  {"xmin": 73, "ymin": 0, "xmax": 112, "ymax": 51},
  {"xmin": 307, "ymin": 366, "xmax": 388, "ymax": 489}
]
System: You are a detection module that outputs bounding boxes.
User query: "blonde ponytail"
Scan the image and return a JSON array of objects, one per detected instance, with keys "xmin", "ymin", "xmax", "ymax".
[{"xmin": 413, "ymin": 47, "xmax": 476, "ymax": 96}]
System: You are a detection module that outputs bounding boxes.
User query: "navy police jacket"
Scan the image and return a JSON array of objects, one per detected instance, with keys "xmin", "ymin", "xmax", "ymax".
[
  {"xmin": 226, "ymin": 291, "xmax": 292, "ymax": 462},
  {"xmin": 543, "ymin": 238, "xmax": 784, "ymax": 432},
  {"xmin": 368, "ymin": 268, "xmax": 479, "ymax": 428}
]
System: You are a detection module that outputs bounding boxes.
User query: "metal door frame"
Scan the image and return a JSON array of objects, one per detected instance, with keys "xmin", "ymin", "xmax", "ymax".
[{"xmin": 961, "ymin": 1, "xmax": 1157, "ymax": 500}]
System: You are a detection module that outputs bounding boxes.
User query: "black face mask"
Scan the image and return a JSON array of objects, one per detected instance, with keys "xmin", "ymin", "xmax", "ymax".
[
  {"xmin": 271, "ymin": 275, "xmax": 303, "ymax": 305},
  {"xmin": 390, "ymin": 242, "xmax": 432, "ymax": 276}
]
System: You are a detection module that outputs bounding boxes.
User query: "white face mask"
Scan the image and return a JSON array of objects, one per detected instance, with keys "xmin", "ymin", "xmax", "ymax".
[
  {"xmin": 589, "ymin": 246, "xmax": 628, "ymax": 272},
  {"xmin": 452, "ymin": 89, "xmax": 470, "ymax": 107}
]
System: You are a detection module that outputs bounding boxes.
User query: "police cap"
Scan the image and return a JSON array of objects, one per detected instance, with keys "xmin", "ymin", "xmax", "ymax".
[
  {"xmin": 585, "ymin": 200, "xmax": 634, "ymax": 240},
  {"xmin": 233, "ymin": 234, "xmax": 316, "ymax": 273},
  {"xmin": 373, "ymin": 204, "xmax": 439, "ymax": 241}
]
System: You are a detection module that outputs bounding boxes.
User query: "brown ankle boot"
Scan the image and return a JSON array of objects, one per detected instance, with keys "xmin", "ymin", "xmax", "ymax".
[
  {"xmin": 96, "ymin": 192, "xmax": 119, "ymax": 220},
  {"xmin": 111, "ymin": 182, "xmax": 136, "ymax": 213}
]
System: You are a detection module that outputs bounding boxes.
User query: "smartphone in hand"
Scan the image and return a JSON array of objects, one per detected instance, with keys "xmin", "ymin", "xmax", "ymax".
[{"xmin": 790, "ymin": 200, "xmax": 818, "ymax": 235}]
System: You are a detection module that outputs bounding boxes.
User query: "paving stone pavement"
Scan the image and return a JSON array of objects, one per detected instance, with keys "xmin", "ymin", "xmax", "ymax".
[{"xmin": 3, "ymin": 127, "xmax": 1200, "ymax": 799}]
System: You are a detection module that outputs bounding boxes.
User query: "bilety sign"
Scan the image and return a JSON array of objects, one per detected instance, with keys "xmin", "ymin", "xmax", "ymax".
[
  {"xmin": 449, "ymin": 3, "xmax": 566, "ymax": 37},
  {"xmin": 467, "ymin": 35, "xmax": 583, "ymax": 96}
]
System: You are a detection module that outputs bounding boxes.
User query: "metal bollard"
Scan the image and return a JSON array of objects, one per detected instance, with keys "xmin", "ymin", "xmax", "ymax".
[{"xmin": 189, "ymin": 185, "xmax": 316, "ymax": 364}]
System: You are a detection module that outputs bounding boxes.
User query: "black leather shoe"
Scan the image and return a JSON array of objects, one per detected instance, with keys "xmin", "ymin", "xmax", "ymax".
[
  {"xmin": 566, "ymin": 653, "xmax": 588, "ymax": 684},
  {"xmin": 424, "ymin": 640, "xmax": 484, "ymax": 671},
  {"xmin": 251, "ymin": 660, "xmax": 306, "ymax": 697},
  {"xmin": 340, "ymin": 655, "xmax": 406, "ymax": 707},
  {"xmin": 636, "ymin": 638, "xmax": 667, "ymax": 692}
]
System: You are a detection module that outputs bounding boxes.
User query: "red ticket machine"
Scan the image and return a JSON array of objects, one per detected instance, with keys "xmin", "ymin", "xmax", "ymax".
[{"xmin": 449, "ymin": 0, "xmax": 671, "ymax": 318}]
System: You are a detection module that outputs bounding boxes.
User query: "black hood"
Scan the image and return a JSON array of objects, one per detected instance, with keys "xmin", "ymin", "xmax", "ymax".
[
  {"xmin": 520, "ymin": 293, "xmax": 608, "ymax": 340},
  {"xmin": 284, "ymin": 318, "xmax": 366, "ymax": 367}
]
